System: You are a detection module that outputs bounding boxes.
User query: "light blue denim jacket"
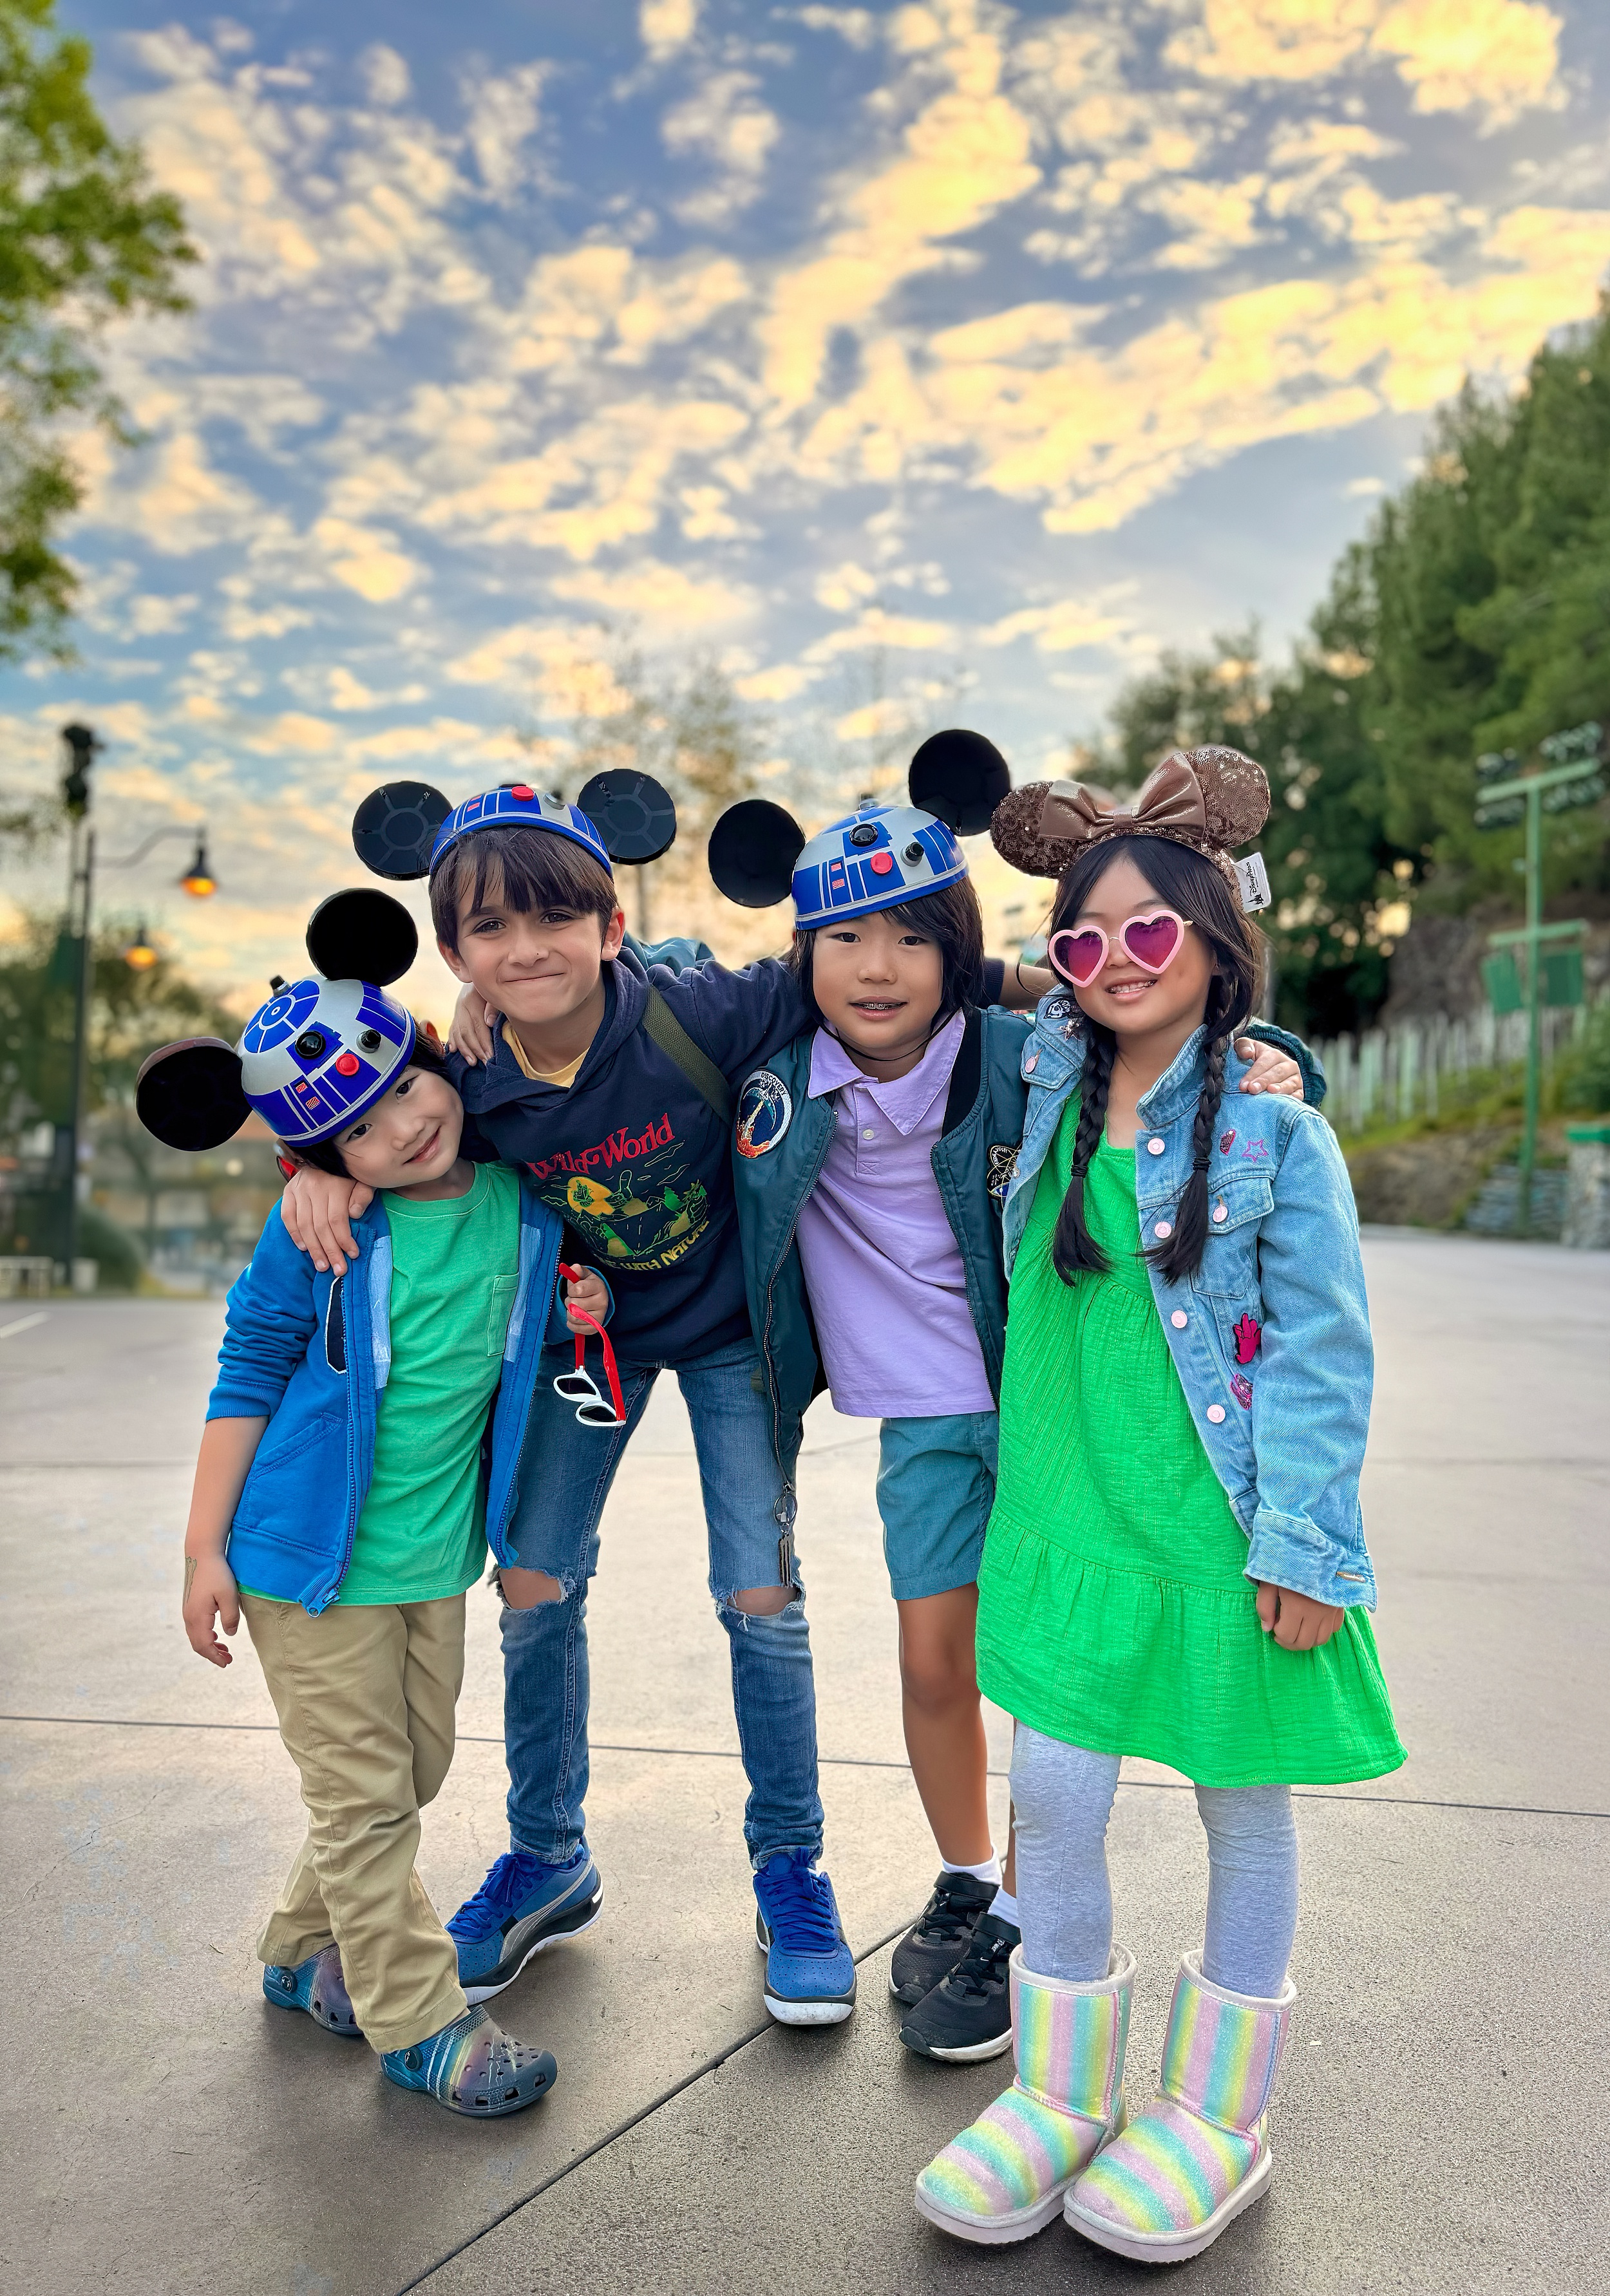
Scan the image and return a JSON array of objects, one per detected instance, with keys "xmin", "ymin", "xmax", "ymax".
[{"xmin": 1003, "ymin": 991, "xmax": 1377, "ymax": 1610}]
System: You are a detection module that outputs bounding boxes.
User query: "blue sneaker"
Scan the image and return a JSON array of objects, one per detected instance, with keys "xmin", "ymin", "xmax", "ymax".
[
  {"xmin": 753, "ymin": 1849, "xmax": 857, "ymax": 2026},
  {"xmin": 381, "ymin": 2006, "xmax": 556, "ymax": 2118},
  {"xmin": 261, "ymin": 1944, "xmax": 362, "ymax": 2037},
  {"xmin": 446, "ymin": 1846, "xmax": 603, "ymax": 2004}
]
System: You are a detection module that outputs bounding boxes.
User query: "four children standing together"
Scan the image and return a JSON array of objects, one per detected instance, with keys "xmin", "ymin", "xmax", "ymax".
[{"xmin": 173, "ymin": 739, "xmax": 1400, "ymax": 2260}]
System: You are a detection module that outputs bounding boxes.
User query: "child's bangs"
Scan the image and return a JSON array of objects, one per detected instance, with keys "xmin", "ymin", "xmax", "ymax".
[{"xmin": 431, "ymin": 824, "xmax": 616, "ymax": 946}]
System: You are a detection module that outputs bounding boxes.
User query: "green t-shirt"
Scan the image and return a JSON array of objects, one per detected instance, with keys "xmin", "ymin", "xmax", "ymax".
[{"xmin": 336, "ymin": 1159, "xmax": 523, "ymax": 1604}]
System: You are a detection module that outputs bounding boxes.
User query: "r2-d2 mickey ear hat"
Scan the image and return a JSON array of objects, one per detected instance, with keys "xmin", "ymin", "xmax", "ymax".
[
  {"xmin": 348, "ymin": 769, "xmax": 679, "ymax": 883},
  {"xmin": 134, "ymin": 889, "xmax": 422, "ymax": 1153},
  {"xmin": 707, "ymin": 728, "xmax": 1011, "ymax": 927}
]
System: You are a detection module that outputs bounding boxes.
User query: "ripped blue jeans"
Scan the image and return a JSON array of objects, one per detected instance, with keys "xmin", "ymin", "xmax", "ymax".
[{"xmin": 501, "ymin": 1338, "xmax": 821, "ymax": 1869}]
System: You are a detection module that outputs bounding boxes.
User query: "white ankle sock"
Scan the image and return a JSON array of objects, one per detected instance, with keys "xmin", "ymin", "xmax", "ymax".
[
  {"xmin": 988, "ymin": 1886, "xmax": 1020, "ymax": 1929},
  {"xmin": 942, "ymin": 1853, "xmax": 1003, "ymax": 1887}
]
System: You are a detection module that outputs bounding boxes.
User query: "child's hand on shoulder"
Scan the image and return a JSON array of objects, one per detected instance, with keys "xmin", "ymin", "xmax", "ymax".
[
  {"xmin": 565, "ymin": 1265, "xmax": 610, "ymax": 1332},
  {"xmin": 184, "ymin": 1552, "xmax": 240, "ymax": 1668},
  {"xmin": 1256, "ymin": 1581, "xmax": 1343, "ymax": 1650},
  {"xmin": 1235, "ymin": 1039, "xmax": 1304, "ymax": 1097},
  {"xmin": 280, "ymin": 1163, "xmax": 371, "ymax": 1275},
  {"xmin": 448, "ymin": 983, "xmax": 501, "ymax": 1066}
]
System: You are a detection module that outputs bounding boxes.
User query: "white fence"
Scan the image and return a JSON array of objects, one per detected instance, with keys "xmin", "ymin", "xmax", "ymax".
[{"xmin": 1314, "ymin": 1004, "xmax": 1590, "ymax": 1134}]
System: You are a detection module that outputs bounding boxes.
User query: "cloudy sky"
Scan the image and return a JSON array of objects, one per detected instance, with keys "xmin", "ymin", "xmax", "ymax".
[{"xmin": 5, "ymin": 0, "xmax": 1610, "ymax": 1008}]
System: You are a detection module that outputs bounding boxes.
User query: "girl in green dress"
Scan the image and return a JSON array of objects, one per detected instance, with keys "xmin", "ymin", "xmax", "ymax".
[{"xmin": 916, "ymin": 745, "xmax": 1402, "ymax": 2265}]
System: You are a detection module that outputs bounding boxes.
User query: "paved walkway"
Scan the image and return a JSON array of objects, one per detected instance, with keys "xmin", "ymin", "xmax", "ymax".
[{"xmin": 2, "ymin": 1234, "xmax": 1606, "ymax": 2295}]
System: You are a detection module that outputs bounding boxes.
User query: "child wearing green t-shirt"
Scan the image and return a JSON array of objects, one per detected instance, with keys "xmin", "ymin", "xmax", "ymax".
[{"xmin": 180, "ymin": 1037, "xmax": 609, "ymax": 2118}]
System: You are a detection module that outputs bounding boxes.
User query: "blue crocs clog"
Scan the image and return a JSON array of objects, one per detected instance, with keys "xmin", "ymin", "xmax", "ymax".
[
  {"xmin": 262, "ymin": 1943, "xmax": 362, "ymax": 2037},
  {"xmin": 381, "ymin": 2006, "xmax": 556, "ymax": 2117}
]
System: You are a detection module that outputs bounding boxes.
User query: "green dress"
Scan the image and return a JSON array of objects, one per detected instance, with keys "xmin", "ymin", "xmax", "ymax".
[{"xmin": 974, "ymin": 1105, "xmax": 1404, "ymax": 1788}]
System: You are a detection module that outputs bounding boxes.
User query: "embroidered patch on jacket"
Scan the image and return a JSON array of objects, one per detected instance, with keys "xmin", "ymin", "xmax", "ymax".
[
  {"xmin": 735, "ymin": 1069, "xmax": 793, "ymax": 1158},
  {"xmin": 1218, "ymin": 1128, "xmax": 1236, "ymax": 1153},
  {"xmin": 1240, "ymin": 1137, "xmax": 1270, "ymax": 1161},
  {"xmin": 1232, "ymin": 1312, "xmax": 1262, "ymax": 1364},
  {"xmin": 987, "ymin": 1143, "xmax": 1019, "ymax": 1201},
  {"xmin": 1230, "ymin": 1371, "xmax": 1254, "ymax": 1409}
]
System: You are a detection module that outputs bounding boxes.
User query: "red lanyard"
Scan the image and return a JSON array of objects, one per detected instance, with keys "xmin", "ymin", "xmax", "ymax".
[{"xmin": 554, "ymin": 1263, "xmax": 626, "ymax": 1427}]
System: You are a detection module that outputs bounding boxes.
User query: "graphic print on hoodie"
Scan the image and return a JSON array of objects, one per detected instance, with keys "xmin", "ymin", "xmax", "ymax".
[
  {"xmin": 451, "ymin": 945, "xmax": 808, "ymax": 1364},
  {"xmin": 527, "ymin": 1109, "xmax": 707, "ymax": 1274}
]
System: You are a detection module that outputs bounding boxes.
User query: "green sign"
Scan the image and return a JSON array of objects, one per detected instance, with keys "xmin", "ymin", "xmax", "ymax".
[
  {"xmin": 1481, "ymin": 951, "xmax": 1522, "ymax": 1013},
  {"xmin": 1542, "ymin": 948, "xmax": 1584, "ymax": 1009}
]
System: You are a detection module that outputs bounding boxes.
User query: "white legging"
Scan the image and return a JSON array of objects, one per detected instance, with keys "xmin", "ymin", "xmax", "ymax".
[{"xmin": 1010, "ymin": 1727, "xmax": 1299, "ymax": 1999}]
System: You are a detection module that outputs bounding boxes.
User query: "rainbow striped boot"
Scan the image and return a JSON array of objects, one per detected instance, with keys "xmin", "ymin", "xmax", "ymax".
[
  {"xmin": 1065, "ymin": 1950, "xmax": 1296, "ymax": 2263},
  {"xmin": 914, "ymin": 1945, "xmax": 1134, "ymax": 2245}
]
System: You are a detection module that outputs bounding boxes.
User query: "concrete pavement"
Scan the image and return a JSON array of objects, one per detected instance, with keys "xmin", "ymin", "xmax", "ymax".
[{"xmin": 2, "ymin": 1233, "xmax": 1606, "ymax": 2295}]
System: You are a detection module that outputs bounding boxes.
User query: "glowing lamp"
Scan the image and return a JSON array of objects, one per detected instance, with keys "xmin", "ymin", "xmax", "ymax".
[{"xmin": 180, "ymin": 834, "xmax": 216, "ymax": 898}]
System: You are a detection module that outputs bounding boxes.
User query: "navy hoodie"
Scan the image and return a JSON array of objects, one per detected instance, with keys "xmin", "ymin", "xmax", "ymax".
[{"xmin": 451, "ymin": 946, "xmax": 806, "ymax": 1363}]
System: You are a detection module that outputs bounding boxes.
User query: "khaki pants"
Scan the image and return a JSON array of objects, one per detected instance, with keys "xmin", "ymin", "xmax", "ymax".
[{"xmin": 242, "ymin": 1592, "xmax": 469, "ymax": 2056}]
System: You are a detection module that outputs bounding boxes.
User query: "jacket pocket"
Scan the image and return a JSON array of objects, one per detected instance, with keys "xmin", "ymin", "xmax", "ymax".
[
  {"xmin": 486, "ymin": 1272, "xmax": 518, "ymax": 1355},
  {"xmin": 1188, "ymin": 1171, "xmax": 1273, "ymax": 1297},
  {"xmin": 234, "ymin": 1411, "xmax": 345, "ymax": 1534}
]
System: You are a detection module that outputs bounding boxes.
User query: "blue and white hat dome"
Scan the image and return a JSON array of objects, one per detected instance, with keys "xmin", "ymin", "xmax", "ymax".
[
  {"xmin": 790, "ymin": 803, "xmax": 966, "ymax": 930},
  {"xmin": 428, "ymin": 785, "xmax": 612, "ymax": 876},
  {"xmin": 237, "ymin": 974, "xmax": 416, "ymax": 1146}
]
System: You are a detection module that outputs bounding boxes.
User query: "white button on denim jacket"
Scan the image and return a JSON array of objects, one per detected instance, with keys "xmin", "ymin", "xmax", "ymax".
[{"xmin": 1001, "ymin": 1001, "xmax": 1378, "ymax": 1610}]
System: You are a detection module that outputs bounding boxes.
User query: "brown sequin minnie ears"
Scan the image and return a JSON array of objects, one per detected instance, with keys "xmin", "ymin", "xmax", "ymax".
[{"xmin": 991, "ymin": 745, "xmax": 1272, "ymax": 908}]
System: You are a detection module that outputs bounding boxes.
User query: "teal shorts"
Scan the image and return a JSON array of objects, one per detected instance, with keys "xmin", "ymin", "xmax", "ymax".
[{"xmin": 876, "ymin": 1410, "xmax": 1000, "ymax": 1602}]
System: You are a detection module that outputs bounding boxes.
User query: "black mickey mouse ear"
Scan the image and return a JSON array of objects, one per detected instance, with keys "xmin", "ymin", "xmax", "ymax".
[
  {"xmin": 909, "ymin": 729, "xmax": 1011, "ymax": 836},
  {"xmin": 305, "ymin": 889, "xmax": 419, "ymax": 986},
  {"xmin": 577, "ymin": 769, "xmax": 677, "ymax": 865},
  {"xmin": 708, "ymin": 799, "xmax": 805, "ymax": 908},
  {"xmin": 352, "ymin": 782, "xmax": 452, "ymax": 880},
  {"xmin": 135, "ymin": 1039, "xmax": 251, "ymax": 1152}
]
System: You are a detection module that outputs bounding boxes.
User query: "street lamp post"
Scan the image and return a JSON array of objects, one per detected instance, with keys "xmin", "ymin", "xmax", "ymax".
[
  {"xmin": 55, "ymin": 724, "xmax": 100, "ymax": 1275},
  {"xmin": 49, "ymin": 718, "xmax": 219, "ymax": 1283},
  {"xmin": 1473, "ymin": 722, "xmax": 1603, "ymax": 1235}
]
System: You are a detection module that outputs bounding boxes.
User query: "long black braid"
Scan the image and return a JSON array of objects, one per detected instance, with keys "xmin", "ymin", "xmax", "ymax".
[
  {"xmin": 1147, "ymin": 975, "xmax": 1235, "ymax": 1286},
  {"xmin": 1050, "ymin": 1026, "xmax": 1115, "ymax": 1282}
]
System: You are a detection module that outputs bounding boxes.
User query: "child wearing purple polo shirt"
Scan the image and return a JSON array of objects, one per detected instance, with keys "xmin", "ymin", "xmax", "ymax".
[{"xmin": 729, "ymin": 798, "xmax": 1314, "ymax": 2066}]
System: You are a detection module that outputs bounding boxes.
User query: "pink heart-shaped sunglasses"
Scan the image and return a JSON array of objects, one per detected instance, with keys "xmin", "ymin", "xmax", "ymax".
[{"xmin": 1047, "ymin": 907, "xmax": 1191, "ymax": 990}]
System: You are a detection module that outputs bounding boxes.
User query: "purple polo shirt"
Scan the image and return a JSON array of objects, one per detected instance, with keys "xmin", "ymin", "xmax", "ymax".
[{"xmin": 794, "ymin": 1009, "xmax": 995, "ymax": 1419}]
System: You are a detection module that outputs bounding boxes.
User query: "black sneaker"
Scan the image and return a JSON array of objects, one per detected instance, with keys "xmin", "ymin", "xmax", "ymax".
[
  {"xmin": 899, "ymin": 1910, "xmax": 1019, "ymax": 2062},
  {"xmin": 889, "ymin": 1870, "xmax": 998, "ymax": 2008}
]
